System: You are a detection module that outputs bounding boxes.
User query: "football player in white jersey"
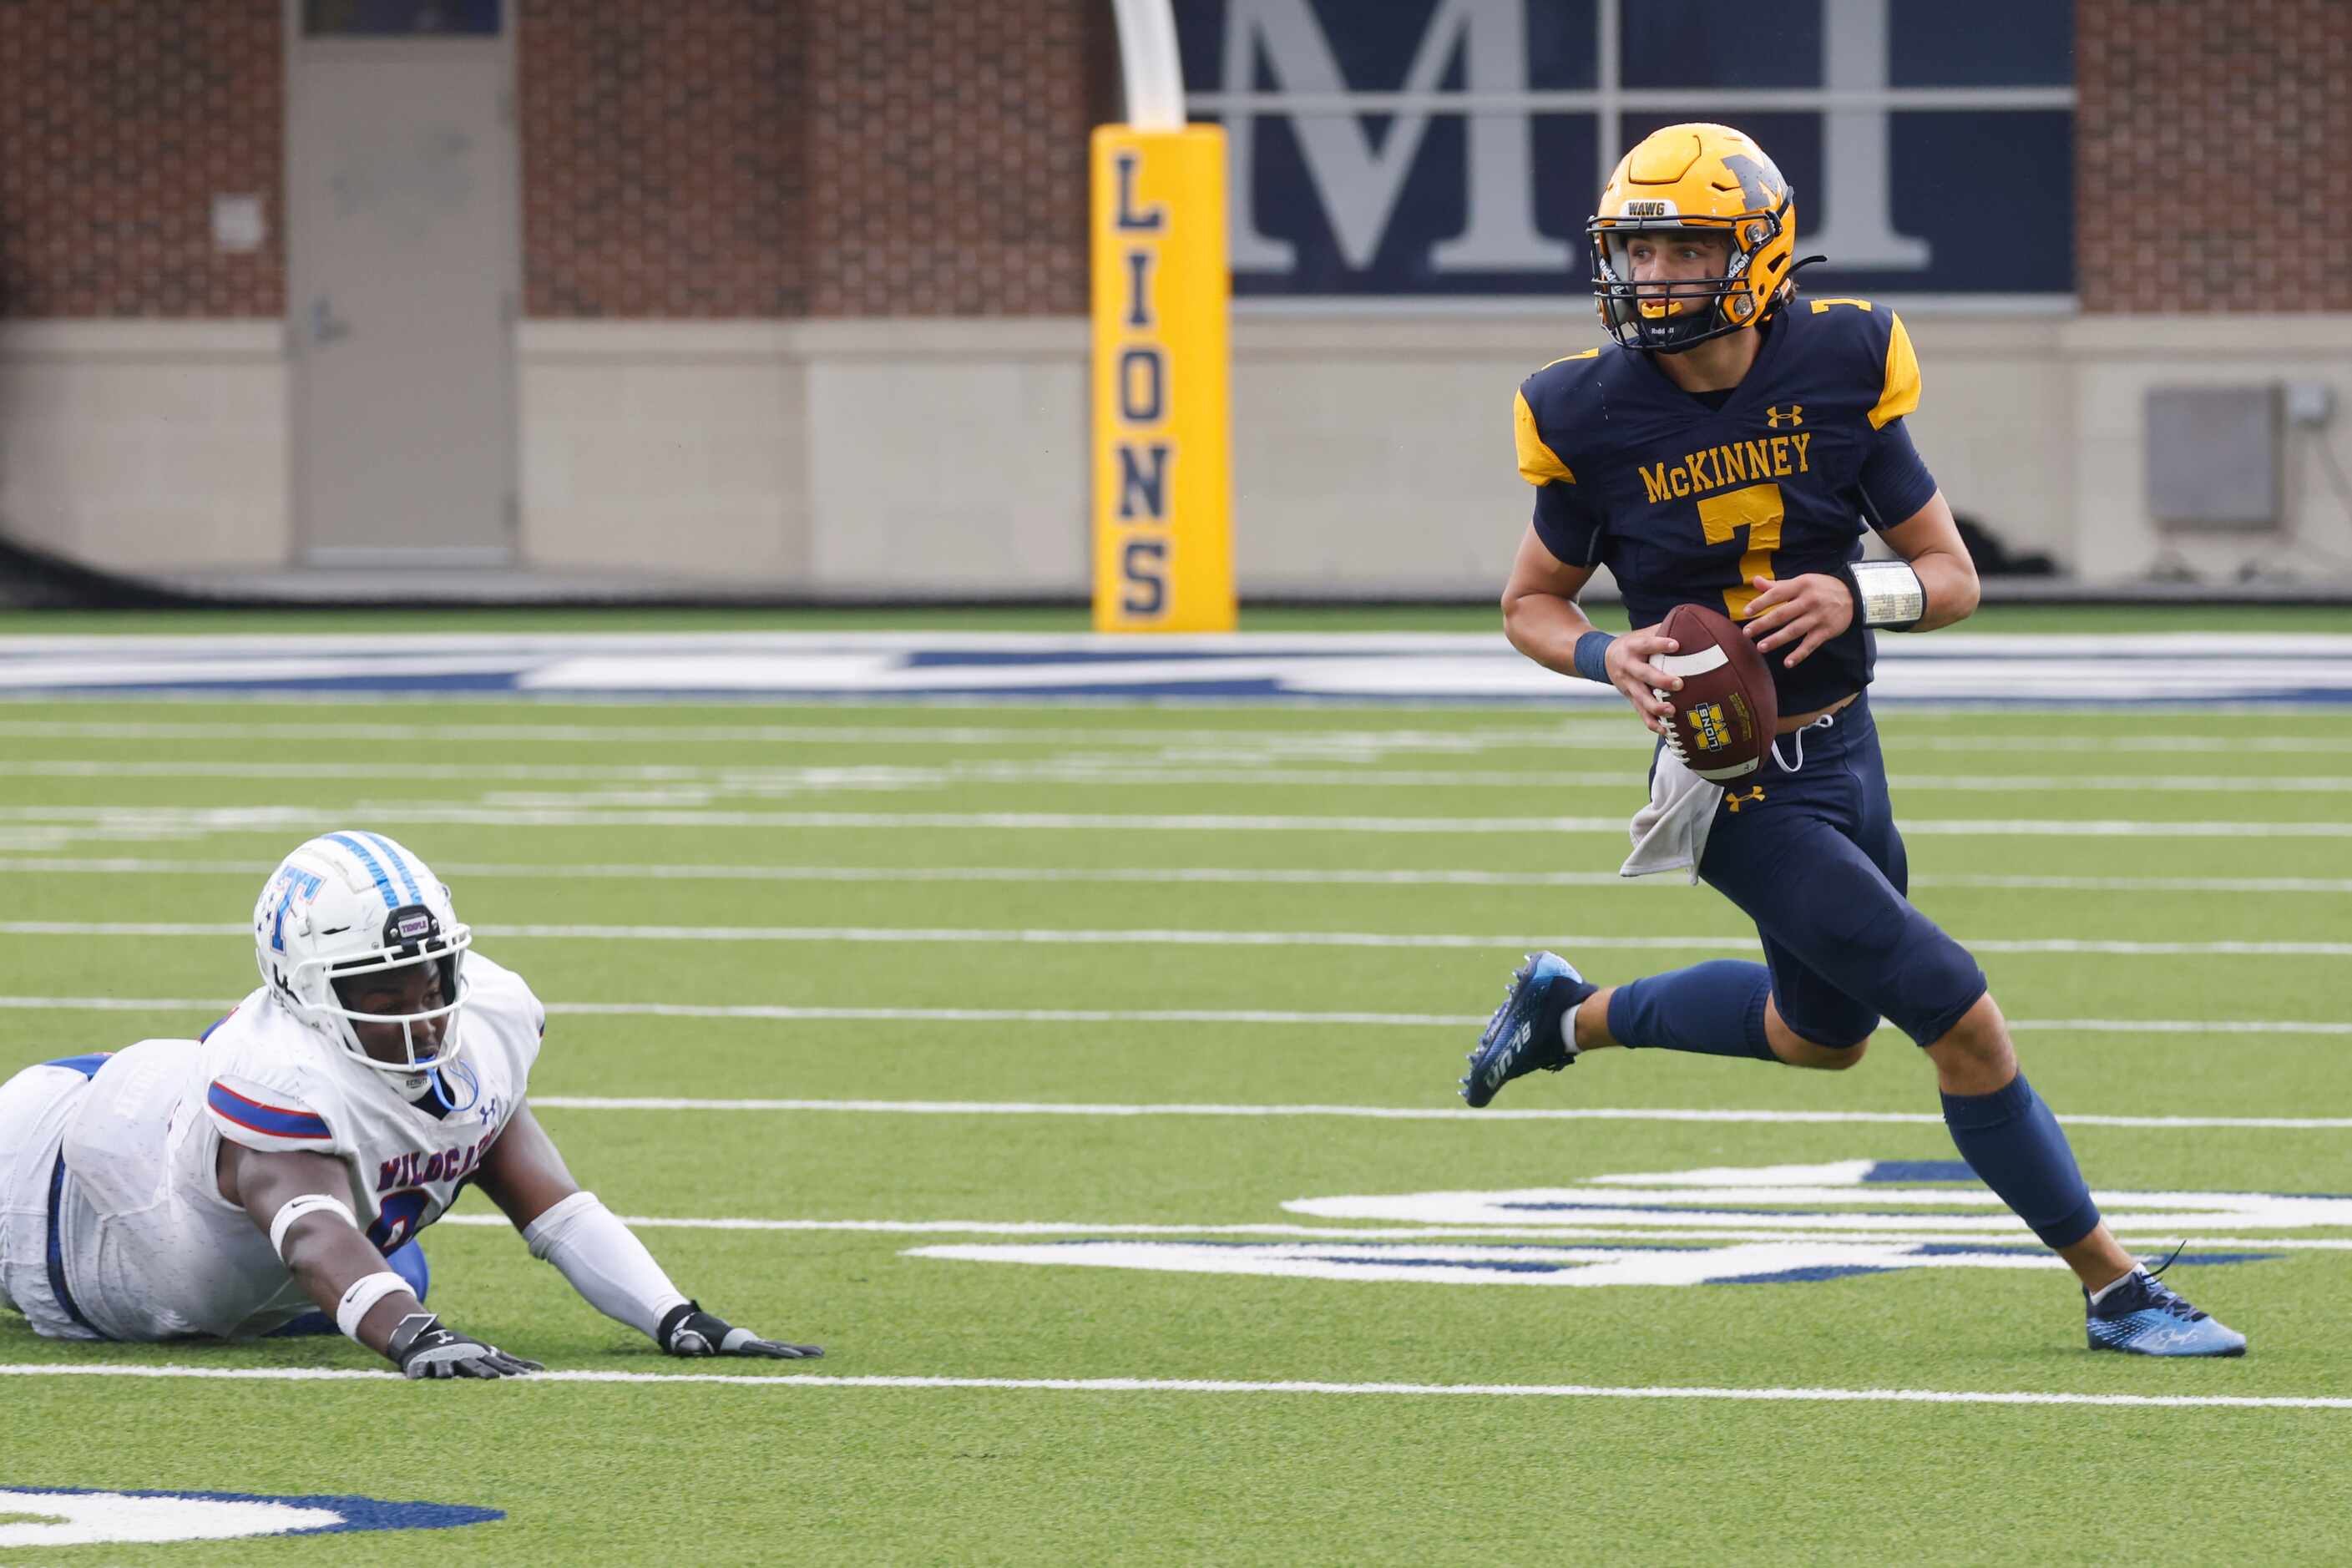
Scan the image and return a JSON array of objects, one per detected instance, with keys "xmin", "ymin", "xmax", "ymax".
[{"xmin": 0, "ymin": 831, "xmax": 819, "ymax": 1379}]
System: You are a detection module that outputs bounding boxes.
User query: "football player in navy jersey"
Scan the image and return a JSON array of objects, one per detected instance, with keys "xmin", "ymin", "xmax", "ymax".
[{"xmin": 1459, "ymin": 123, "xmax": 2243, "ymax": 1357}]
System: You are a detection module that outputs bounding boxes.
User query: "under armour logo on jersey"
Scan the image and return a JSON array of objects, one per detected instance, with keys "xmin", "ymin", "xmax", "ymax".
[
  {"xmin": 1725, "ymin": 786, "xmax": 1767, "ymax": 812},
  {"xmin": 1765, "ymin": 405, "xmax": 1803, "ymax": 427}
]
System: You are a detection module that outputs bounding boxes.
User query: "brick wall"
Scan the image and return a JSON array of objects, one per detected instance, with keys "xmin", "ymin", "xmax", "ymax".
[
  {"xmin": 803, "ymin": 0, "xmax": 1104, "ymax": 316},
  {"xmin": 2076, "ymin": 0, "xmax": 2352, "ymax": 312},
  {"xmin": 0, "ymin": 0, "xmax": 282, "ymax": 317},
  {"xmin": 518, "ymin": 0, "xmax": 807, "ymax": 317}
]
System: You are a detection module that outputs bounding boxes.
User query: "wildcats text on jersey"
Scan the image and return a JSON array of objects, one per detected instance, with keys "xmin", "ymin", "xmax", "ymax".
[
  {"xmin": 377, "ymin": 1130, "xmax": 498, "ymax": 1195},
  {"xmin": 1639, "ymin": 433, "xmax": 1813, "ymax": 505}
]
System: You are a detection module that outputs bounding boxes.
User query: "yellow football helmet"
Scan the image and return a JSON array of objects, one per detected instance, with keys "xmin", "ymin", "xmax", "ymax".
[{"xmin": 1588, "ymin": 123, "xmax": 1799, "ymax": 353}]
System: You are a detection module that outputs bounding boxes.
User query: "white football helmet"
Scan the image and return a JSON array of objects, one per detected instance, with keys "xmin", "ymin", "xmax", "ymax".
[{"xmin": 253, "ymin": 831, "xmax": 473, "ymax": 1088}]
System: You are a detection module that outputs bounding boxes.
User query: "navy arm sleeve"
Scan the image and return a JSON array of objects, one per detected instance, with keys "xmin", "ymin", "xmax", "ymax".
[
  {"xmin": 1531, "ymin": 481, "xmax": 1605, "ymax": 567},
  {"xmin": 1855, "ymin": 417, "xmax": 1940, "ymax": 533}
]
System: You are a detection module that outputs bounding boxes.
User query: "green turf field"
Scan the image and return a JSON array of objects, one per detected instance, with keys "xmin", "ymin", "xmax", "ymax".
[{"xmin": 1, "ymin": 692, "xmax": 2347, "ymax": 1564}]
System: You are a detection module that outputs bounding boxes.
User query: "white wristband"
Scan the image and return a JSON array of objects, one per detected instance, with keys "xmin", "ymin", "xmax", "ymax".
[
  {"xmin": 1847, "ymin": 559, "xmax": 1927, "ymax": 629},
  {"xmin": 336, "ymin": 1271, "xmax": 416, "ymax": 1341},
  {"xmin": 268, "ymin": 1193, "xmax": 357, "ymax": 1262}
]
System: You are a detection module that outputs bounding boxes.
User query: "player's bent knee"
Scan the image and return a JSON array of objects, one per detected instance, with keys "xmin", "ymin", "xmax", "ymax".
[
  {"xmin": 1785, "ymin": 1033, "xmax": 1869, "ymax": 1070},
  {"xmin": 1763, "ymin": 997, "xmax": 1872, "ymax": 1070},
  {"xmin": 1813, "ymin": 1034, "xmax": 1870, "ymax": 1070}
]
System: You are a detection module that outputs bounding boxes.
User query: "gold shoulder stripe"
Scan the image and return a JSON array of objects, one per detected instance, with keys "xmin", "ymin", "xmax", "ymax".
[
  {"xmin": 1535, "ymin": 347, "xmax": 1603, "ymax": 371},
  {"xmin": 1514, "ymin": 389, "xmax": 1575, "ymax": 486},
  {"xmin": 1869, "ymin": 311, "xmax": 1921, "ymax": 429}
]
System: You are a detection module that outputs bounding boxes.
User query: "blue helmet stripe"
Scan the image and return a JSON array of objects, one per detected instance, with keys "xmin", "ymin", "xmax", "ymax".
[
  {"xmin": 323, "ymin": 832, "xmax": 399, "ymax": 910},
  {"xmin": 357, "ymin": 831, "xmax": 425, "ymax": 904}
]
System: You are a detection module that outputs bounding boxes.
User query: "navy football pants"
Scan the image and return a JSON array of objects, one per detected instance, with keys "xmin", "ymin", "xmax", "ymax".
[{"xmin": 1694, "ymin": 695, "xmax": 1987, "ymax": 1050}]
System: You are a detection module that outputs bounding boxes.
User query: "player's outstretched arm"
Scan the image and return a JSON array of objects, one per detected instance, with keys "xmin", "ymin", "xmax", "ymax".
[
  {"xmin": 223, "ymin": 1142, "xmax": 540, "ymax": 1378},
  {"xmin": 1502, "ymin": 524, "xmax": 1683, "ymax": 736},
  {"xmin": 477, "ymin": 1104, "xmax": 823, "ymax": 1359}
]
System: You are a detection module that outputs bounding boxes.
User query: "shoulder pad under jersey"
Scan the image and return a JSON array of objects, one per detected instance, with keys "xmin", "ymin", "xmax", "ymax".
[
  {"xmin": 1512, "ymin": 347, "xmax": 1607, "ymax": 488},
  {"xmin": 456, "ymin": 953, "xmax": 547, "ymax": 1080},
  {"xmin": 1783, "ymin": 296, "xmax": 1920, "ymax": 429}
]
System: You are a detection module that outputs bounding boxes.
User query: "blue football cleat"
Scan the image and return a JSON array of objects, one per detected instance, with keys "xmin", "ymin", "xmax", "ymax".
[
  {"xmin": 1459, "ymin": 951, "xmax": 1595, "ymax": 1108},
  {"xmin": 2086, "ymin": 1265, "xmax": 2246, "ymax": 1358}
]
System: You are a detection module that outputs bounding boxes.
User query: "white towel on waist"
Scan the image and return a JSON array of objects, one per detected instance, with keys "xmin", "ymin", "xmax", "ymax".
[{"xmin": 1619, "ymin": 745, "xmax": 1722, "ymax": 883}]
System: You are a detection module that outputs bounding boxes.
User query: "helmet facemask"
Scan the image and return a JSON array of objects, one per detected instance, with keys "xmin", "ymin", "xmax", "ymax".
[
  {"xmin": 299, "ymin": 907, "xmax": 474, "ymax": 1094},
  {"xmin": 254, "ymin": 834, "xmax": 476, "ymax": 1104},
  {"xmin": 1589, "ymin": 210, "xmax": 1785, "ymax": 354}
]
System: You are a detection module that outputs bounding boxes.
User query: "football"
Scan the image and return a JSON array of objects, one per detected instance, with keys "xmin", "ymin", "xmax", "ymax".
[{"xmin": 1651, "ymin": 602, "xmax": 1779, "ymax": 781}]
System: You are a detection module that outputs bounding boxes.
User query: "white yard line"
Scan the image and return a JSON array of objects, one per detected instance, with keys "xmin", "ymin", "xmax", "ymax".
[
  {"xmin": 518, "ymin": 1097, "xmax": 2352, "ymax": 1131},
  {"xmin": 5, "ymin": 856, "xmax": 2349, "ymax": 897},
  {"xmin": 419, "ymin": 1212, "xmax": 2352, "ymax": 1251},
  {"xmin": 3, "ymin": 716, "xmax": 2350, "ymax": 756},
  {"xmin": 2, "ymin": 756, "xmax": 2347, "ymax": 794},
  {"xmin": 5, "ymin": 994, "xmax": 2349, "ymax": 1036},
  {"xmin": 7, "ymin": 921, "xmax": 2349, "ymax": 958},
  {"xmin": 0, "ymin": 1363, "xmax": 2339, "ymax": 1409},
  {"xmin": 2, "ymin": 803, "xmax": 2346, "ymax": 838}
]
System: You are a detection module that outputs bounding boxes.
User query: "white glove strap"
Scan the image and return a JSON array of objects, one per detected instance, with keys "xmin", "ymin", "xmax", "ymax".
[
  {"xmin": 269, "ymin": 1194, "xmax": 357, "ymax": 1262},
  {"xmin": 524, "ymin": 1191, "xmax": 689, "ymax": 1342},
  {"xmin": 336, "ymin": 1271, "xmax": 416, "ymax": 1341}
]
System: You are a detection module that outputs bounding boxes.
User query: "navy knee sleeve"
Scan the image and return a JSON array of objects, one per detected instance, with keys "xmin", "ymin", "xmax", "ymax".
[
  {"xmin": 1606, "ymin": 960, "xmax": 1778, "ymax": 1063},
  {"xmin": 1941, "ymin": 1074, "xmax": 2102, "ymax": 1250}
]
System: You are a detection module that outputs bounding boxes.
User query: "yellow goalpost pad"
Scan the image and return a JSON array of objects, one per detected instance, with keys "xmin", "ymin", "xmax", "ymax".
[{"xmin": 1090, "ymin": 124, "xmax": 1235, "ymax": 633}]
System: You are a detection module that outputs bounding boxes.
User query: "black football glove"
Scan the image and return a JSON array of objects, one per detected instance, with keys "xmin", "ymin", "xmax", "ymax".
[
  {"xmin": 658, "ymin": 1300, "xmax": 822, "ymax": 1359},
  {"xmin": 387, "ymin": 1313, "xmax": 544, "ymax": 1380}
]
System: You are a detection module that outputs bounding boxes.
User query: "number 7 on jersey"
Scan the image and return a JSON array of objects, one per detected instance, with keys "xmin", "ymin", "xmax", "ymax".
[{"xmin": 1697, "ymin": 481, "xmax": 1784, "ymax": 620}]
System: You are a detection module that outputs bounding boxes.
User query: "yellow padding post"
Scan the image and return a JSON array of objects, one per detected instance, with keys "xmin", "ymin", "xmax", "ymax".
[{"xmin": 1090, "ymin": 124, "xmax": 1234, "ymax": 633}]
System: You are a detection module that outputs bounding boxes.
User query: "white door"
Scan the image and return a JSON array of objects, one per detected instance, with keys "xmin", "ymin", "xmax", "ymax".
[{"xmin": 287, "ymin": 11, "xmax": 518, "ymax": 565}]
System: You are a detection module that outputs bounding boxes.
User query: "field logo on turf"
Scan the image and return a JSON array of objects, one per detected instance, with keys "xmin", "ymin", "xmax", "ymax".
[
  {"xmin": 908, "ymin": 1160, "xmax": 2329, "ymax": 1288},
  {"xmin": 0, "ymin": 1489, "xmax": 502, "ymax": 1547}
]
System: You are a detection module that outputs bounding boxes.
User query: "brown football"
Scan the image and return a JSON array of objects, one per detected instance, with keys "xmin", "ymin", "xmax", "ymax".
[{"xmin": 1651, "ymin": 603, "xmax": 1778, "ymax": 781}]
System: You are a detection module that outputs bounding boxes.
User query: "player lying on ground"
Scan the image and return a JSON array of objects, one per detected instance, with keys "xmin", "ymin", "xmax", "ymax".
[
  {"xmin": 1459, "ymin": 122, "xmax": 2243, "ymax": 1357},
  {"xmin": 0, "ymin": 831, "xmax": 820, "ymax": 1378}
]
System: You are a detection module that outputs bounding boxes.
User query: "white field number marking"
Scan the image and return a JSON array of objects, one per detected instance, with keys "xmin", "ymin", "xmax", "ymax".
[{"xmin": 0, "ymin": 1491, "xmax": 343, "ymax": 1548}]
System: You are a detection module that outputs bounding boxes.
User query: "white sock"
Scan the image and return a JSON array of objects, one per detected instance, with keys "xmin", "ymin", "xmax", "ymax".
[
  {"xmin": 2086, "ymin": 1266, "xmax": 2144, "ymax": 1308},
  {"xmin": 1558, "ymin": 1007, "xmax": 1581, "ymax": 1057}
]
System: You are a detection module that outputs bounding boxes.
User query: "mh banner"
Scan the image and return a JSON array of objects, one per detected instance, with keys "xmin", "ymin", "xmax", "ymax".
[
  {"xmin": 1175, "ymin": 0, "xmax": 2075, "ymax": 301},
  {"xmin": 1090, "ymin": 124, "xmax": 1235, "ymax": 633}
]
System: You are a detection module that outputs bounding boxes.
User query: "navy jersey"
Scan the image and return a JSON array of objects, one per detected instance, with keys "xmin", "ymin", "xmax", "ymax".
[{"xmin": 1514, "ymin": 298, "xmax": 1939, "ymax": 715}]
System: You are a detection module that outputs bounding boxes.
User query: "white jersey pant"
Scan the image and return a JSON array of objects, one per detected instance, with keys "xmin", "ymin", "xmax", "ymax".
[{"xmin": 0, "ymin": 1063, "xmax": 100, "ymax": 1340}]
